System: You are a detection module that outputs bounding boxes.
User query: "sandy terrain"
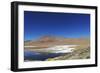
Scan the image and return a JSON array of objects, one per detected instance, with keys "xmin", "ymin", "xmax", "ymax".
[{"xmin": 24, "ymin": 36, "xmax": 90, "ymax": 60}]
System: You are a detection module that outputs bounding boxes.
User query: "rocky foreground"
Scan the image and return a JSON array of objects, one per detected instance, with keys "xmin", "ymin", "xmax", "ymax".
[{"xmin": 46, "ymin": 46, "xmax": 90, "ymax": 61}]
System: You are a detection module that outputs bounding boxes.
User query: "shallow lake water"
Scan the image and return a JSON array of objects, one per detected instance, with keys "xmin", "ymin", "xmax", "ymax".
[
  {"xmin": 24, "ymin": 45, "xmax": 77, "ymax": 61},
  {"xmin": 24, "ymin": 50, "xmax": 63, "ymax": 61}
]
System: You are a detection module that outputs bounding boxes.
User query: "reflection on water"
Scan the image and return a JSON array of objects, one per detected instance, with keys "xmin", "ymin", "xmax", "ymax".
[
  {"xmin": 24, "ymin": 45, "xmax": 77, "ymax": 61},
  {"xmin": 24, "ymin": 50, "xmax": 63, "ymax": 61}
]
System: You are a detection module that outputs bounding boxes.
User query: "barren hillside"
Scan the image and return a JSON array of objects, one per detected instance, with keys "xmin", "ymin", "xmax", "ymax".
[{"xmin": 24, "ymin": 36, "xmax": 90, "ymax": 49}]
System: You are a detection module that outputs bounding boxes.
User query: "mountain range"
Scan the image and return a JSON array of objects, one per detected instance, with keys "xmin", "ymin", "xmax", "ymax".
[{"xmin": 24, "ymin": 35, "xmax": 90, "ymax": 48}]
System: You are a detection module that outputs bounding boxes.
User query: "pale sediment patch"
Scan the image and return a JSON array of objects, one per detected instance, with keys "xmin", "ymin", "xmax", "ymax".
[{"xmin": 24, "ymin": 45, "xmax": 78, "ymax": 53}]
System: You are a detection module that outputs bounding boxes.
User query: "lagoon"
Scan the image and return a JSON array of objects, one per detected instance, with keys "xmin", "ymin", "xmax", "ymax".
[{"xmin": 24, "ymin": 45, "xmax": 77, "ymax": 61}]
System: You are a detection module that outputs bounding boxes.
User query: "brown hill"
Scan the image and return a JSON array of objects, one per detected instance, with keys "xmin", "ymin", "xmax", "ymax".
[
  {"xmin": 37, "ymin": 35, "xmax": 60, "ymax": 42},
  {"xmin": 24, "ymin": 35, "xmax": 90, "ymax": 48}
]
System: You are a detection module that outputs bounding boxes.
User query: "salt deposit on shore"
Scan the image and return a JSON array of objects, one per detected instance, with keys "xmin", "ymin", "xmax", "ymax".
[{"xmin": 25, "ymin": 45, "xmax": 77, "ymax": 53}]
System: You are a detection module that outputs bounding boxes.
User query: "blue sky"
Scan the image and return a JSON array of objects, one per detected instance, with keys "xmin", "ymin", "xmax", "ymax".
[{"xmin": 24, "ymin": 11, "xmax": 90, "ymax": 41}]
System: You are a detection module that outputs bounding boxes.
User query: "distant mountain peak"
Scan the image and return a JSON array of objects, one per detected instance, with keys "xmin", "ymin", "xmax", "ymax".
[{"xmin": 38, "ymin": 35, "xmax": 60, "ymax": 42}]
